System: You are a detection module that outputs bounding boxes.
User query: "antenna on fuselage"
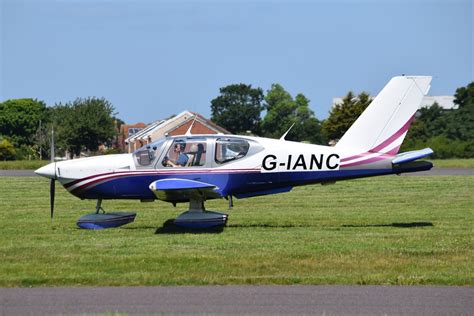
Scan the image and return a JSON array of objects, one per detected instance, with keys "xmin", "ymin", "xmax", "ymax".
[
  {"xmin": 279, "ymin": 123, "xmax": 295, "ymax": 140},
  {"xmin": 185, "ymin": 115, "xmax": 198, "ymax": 136}
]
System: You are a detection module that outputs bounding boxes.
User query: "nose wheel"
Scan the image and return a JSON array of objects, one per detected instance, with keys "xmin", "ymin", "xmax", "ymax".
[{"xmin": 174, "ymin": 198, "xmax": 228, "ymax": 229}]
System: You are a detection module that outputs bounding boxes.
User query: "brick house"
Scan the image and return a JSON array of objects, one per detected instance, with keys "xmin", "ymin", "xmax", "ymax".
[
  {"xmin": 117, "ymin": 122, "xmax": 147, "ymax": 152},
  {"xmin": 124, "ymin": 111, "xmax": 229, "ymax": 153}
]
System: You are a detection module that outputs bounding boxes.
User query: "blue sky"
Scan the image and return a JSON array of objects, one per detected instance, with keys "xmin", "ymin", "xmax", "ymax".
[{"xmin": 1, "ymin": 0, "xmax": 472, "ymax": 123}]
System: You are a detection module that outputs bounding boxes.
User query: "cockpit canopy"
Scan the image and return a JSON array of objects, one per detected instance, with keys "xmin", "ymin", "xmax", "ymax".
[{"xmin": 133, "ymin": 135, "xmax": 262, "ymax": 169}]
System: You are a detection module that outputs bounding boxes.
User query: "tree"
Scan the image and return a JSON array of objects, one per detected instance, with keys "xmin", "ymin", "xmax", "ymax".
[
  {"xmin": 0, "ymin": 138, "xmax": 16, "ymax": 160},
  {"xmin": 321, "ymin": 91, "xmax": 371, "ymax": 142},
  {"xmin": 210, "ymin": 84, "xmax": 264, "ymax": 134},
  {"xmin": 417, "ymin": 102, "xmax": 446, "ymax": 136},
  {"xmin": 453, "ymin": 82, "xmax": 474, "ymax": 108},
  {"xmin": 52, "ymin": 97, "xmax": 116, "ymax": 158},
  {"xmin": 260, "ymin": 84, "xmax": 323, "ymax": 143},
  {"xmin": 405, "ymin": 102, "xmax": 446, "ymax": 143},
  {"xmin": 446, "ymin": 82, "xmax": 474, "ymax": 141},
  {"xmin": 260, "ymin": 84, "xmax": 296, "ymax": 139},
  {"xmin": 401, "ymin": 82, "xmax": 474, "ymax": 157},
  {"xmin": 402, "ymin": 103, "xmax": 443, "ymax": 151},
  {"xmin": 293, "ymin": 94, "xmax": 324, "ymax": 144},
  {"xmin": 0, "ymin": 99, "xmax": 48, "ymax": 147}
]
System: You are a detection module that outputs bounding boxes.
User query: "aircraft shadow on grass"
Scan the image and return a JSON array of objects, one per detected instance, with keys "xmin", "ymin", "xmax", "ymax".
[
  {"xmin": 153, "ymin": 220, "xmax": 311, "ymax": 234},
  {"xmin": 154, "ymin": 219, "xmax": 225, "ymax": 234},
  {"xmin": 226, "ymin": 223, "xmax": 312, "ymax": 229},
  {"xmin": 123, "ymin": 221, "xmax": 433, "ymax": 234},
  {"xmin": 341, "ymin": 222, "xmax": 433, "ymax": 228}
]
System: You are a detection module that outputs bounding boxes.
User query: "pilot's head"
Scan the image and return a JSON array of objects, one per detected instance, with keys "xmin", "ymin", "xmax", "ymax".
[{"xmin": 174, "ymin": 142, "xmax": 186, "ymax": 152}]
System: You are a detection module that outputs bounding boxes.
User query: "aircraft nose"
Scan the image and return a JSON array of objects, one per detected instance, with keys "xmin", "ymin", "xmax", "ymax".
[{"xmin": 35, "ymin": 163, "xmax": 56, "ymax": 179}]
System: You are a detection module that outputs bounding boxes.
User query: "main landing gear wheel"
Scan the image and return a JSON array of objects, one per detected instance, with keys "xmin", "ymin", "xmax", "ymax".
[
  {"xmin": 174, "ymin": 198, "xmax": 228, "ymax": 229},
  {"xmin": 76, "ymin": 199, "xmax": 137, "ymax": 230}
]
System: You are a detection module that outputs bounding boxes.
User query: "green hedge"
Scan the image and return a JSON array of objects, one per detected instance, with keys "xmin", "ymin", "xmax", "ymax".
[{"xmin": 402, "ymin": 136, "xmax": 474, "ymax": 159}]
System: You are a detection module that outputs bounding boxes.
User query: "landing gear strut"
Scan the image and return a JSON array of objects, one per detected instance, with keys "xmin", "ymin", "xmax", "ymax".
[
  {"xmin": 95, "ymin": 199, "xmax": 105, "ymax": 214},
  {"xmin": 228, "ymin": 195, "xmax": 234, "ymax": 210}
]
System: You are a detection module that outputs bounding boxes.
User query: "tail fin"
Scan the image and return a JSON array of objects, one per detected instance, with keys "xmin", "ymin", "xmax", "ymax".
[{"xmin": 335, "ymin": 76, "xmax": 432, "ymax": 154}]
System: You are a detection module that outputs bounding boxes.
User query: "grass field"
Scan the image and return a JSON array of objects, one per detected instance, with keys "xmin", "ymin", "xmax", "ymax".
[
  {"xmin": 0, "ymin": 160, "xmax": 49, "ymax": 170},
  {"xmin": 432, "ymin": 159, "xmax": 474, "ymax": 168},
  {"xmin": 0, "ymin": 175, "xmax": 472, "ymax": 287},
  {"xmin": 1, "ymin": 158, "xmax": 474, "ymax": 170}
]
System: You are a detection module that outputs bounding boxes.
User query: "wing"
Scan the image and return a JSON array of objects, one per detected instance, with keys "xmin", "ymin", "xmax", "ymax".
[{"xmin": 149, "ymin": 178, "xmax": 222, "ymax": 203}]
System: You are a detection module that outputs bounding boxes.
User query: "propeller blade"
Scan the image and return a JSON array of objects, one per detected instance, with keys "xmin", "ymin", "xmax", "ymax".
[
  {"xmin": 50, "ymin": 179, "xmax": 55, "ymax": 219},
  {"xmin": 49, "ymin": 127, "xmax": 56, "ymax": 219}
]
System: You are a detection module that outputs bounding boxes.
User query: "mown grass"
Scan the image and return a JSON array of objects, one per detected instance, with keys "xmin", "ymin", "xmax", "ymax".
[
  {"xmin": 0, "ymin": 160, "xmax": 49, "ymax": 170},
  {"xmin": 0, "ymin": 175, "xmax": 472, "ymax": 287},
  {"xmin": 431, "ymin": 159, "xmax": 474, "ymax": 168}
]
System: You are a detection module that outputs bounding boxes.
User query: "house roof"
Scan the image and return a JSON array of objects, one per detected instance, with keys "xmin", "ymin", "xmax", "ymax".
[
  {"xmin": 125, "ymin": 120, "xmax": 164, "ymax": 143},
  {"xmin": 124, "ymin": 110, "xmax": 229, "ymax": 143},
  {"xmin": 166, "ymin": 111, "xmax": 229, "ymax": 135},
  {"xmin": 189, "ymin": 111, "xmax": 229, "ymax": 134}
]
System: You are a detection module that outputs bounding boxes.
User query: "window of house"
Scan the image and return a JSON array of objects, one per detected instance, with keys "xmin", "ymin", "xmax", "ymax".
[
  {"xmin": 162, "ymin": 139, "xmax": 207, "ymax": 167},
  {"xmin": 215, "ymin": 138, "xmax": 250, "ymax": 164},
  {"xmin": 128, "ymin": 128, "xmax": 143, "ymax": 137}
]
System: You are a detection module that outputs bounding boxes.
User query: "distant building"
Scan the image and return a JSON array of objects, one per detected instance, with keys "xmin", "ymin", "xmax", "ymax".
[
  {"xmin": 332, "ymin": 96, "xmax": 457, "ymax": 110},
  {"xmin": 124, "ymin": 110, "xmax": 229, "ymax": 153},
  {"xmin": 418, "ymin": 96, "xmax": 457, "ymax": 110},
  {"xmin": 117, "ymin": 122, "xmax": 147, "ymax": 152}
]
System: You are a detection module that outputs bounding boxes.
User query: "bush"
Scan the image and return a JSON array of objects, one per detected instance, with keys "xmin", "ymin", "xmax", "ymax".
[
  {"xmin": 103, "ymin": 148, "xmax": 123, "ymax": 155},
  {"xmin": 13, "ymin": 145, "xmax": 39, "ymax": 160},
  {"xmin": 0, "ymin": 139, "xmax": 16, "ymax": 160},
  {"xmin": 402, "ymin": 136, "xmax": 474, "ymax": 159},
  {"xmin": 427, "ymin": 136, "xmax": 474, "ymax": 159}
]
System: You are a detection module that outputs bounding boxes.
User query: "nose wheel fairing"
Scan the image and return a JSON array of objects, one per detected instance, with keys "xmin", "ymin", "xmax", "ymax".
[
  {"xmin": 76, "ymin": 199, "xmax": 137, "ymax": 230},
  {"xmin": 77, "ymin": 212, "xmax": 137, "ymax": 230}
]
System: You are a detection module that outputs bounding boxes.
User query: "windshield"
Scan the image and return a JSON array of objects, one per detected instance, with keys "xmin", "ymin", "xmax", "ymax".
[{"xmin": 133, "ymin": 139, "xmax": 167, "ymax": 167}]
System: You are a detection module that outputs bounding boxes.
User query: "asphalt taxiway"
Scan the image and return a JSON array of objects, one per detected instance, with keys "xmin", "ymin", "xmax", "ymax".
[{"xmin": 1, "ymin": 285, "xmax": 472, "ymax": 315}]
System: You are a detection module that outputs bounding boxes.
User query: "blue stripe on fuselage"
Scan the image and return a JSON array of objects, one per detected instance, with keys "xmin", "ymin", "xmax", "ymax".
[{"xmin": 71, "ymin": 168, "xmax": 401, "ymax": 200}]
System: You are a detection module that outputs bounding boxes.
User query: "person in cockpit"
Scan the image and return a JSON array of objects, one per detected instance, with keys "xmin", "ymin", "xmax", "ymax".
[{"xmin": 163, "ymin": 142, "xmax": 188, "ymax": 167}]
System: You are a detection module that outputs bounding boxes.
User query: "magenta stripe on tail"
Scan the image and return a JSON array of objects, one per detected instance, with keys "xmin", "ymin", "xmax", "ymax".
[
  {"xmin": 341, "ymin": 114, "xmax": 415, "ymax": 162},
  {"xmin": 369, "ymin": 114, "xmax": 415, "ymax": 153}
]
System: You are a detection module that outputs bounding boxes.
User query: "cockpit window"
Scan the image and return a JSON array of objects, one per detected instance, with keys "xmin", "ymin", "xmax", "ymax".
[
  {"xmin": 215, "ymin": 138, "xmax": 250, "ymax": 164},
  {"xmin": 133, "ymin": 139, "xmax": 166, "ymax": 167},
  {"xmin": 162, "ymin": 138, "xmax": 207, "ymax": 167}
]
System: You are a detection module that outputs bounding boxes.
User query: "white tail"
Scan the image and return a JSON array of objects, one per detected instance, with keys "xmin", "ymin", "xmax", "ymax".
[{"xmin": 335, "ymin": 76, "xmax": 432, "ymax": 154}]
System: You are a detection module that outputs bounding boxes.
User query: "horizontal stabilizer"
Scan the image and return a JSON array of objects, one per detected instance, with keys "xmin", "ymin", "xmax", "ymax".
[
  {"xmin": 392, "ymin": 148, "xmax": 433, "ymax": 165},
  {"xmin": 149, "ymin": 178, "xmax": 222, "ymax": 202}
]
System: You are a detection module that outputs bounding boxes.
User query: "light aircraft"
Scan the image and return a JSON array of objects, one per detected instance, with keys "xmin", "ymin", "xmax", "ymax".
[{"xmin": 36, "ymin": 76, "xmax": 434, "ymax": 229}]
